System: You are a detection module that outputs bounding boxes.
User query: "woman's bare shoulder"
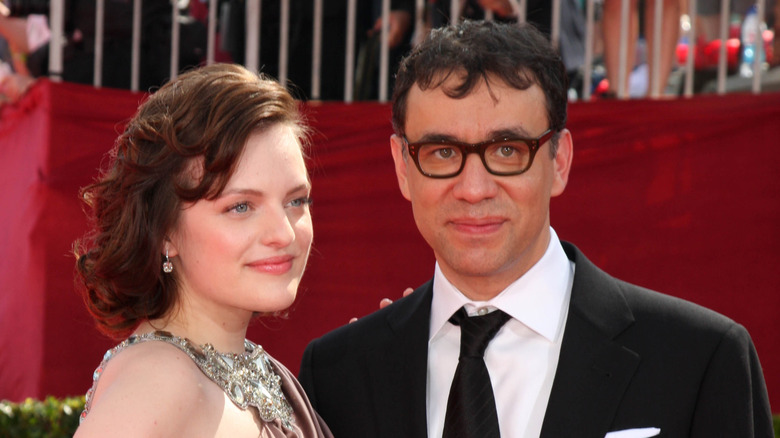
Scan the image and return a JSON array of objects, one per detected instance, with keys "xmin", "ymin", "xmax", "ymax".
[{"xmin": 75, "ymin": 340, "xmax": 224, "ymax": 437}]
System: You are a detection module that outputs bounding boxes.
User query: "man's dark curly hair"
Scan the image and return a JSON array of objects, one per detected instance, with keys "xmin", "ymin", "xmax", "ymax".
[{"xmin": 391, "ymin": 20, "xmax": 568, "ymax": 155}]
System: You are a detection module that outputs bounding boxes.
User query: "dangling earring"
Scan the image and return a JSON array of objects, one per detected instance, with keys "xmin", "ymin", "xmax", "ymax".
[{"xmin": 162, "ymin": 249, "xmax": 174, "ymax": 273}]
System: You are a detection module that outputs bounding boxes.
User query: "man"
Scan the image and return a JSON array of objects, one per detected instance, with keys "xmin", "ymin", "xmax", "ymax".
[{"xmin": 299, "ymin": 20, "xmax": 772, "ymax": 437}]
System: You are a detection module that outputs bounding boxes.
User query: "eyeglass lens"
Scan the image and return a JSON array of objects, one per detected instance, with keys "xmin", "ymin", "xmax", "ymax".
[{"xmin": 417, "ymin": 140, "xmax": 532, "ymax": 176}]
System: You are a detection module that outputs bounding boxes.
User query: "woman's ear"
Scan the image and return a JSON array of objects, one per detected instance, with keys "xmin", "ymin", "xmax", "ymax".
[{"xmin": 163, "ymin": 237, "xmax": 179, "ymax": 258}]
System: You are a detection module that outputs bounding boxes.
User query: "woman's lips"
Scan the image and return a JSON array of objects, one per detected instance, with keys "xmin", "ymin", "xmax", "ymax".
[{"xmin": 246, "ymin": 255, "xmax": 294, "ymax": 275}]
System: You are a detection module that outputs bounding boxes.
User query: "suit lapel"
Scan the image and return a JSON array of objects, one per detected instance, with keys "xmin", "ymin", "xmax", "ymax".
[
  {"xmin": 366, "ymin": 282, "xmax": 433, "ymax": 438},
  {"xmin": 541, "ymin": 243, "xmax": 640, "ymax": 438},
  {"xmin": 358, "ymin": 245, "xmax": 640, "ymax": 437}
]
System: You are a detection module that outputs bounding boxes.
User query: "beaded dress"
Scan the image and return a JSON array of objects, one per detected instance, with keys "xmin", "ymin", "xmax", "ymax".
[{"xmin": 81, "ymin": 331, "xmax": 333, "ymax": 438}]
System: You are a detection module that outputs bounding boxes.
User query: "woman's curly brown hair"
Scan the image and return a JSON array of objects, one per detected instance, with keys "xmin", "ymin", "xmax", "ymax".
[{"xmin": 74, "ymin": 63, "xmax": 307, "ymax": 339}]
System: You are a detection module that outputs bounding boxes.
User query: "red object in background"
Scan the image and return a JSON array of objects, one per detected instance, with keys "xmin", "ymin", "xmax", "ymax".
[
  {"xmin": 677, "ymin": 30, "xmax": 775, "ymax": 70},
  {"xmin": 765, "ymin": 30, "xmax": 776, "ymax": 64},
  {"xmin": 593, "ymin": 79, "xmax": 610, "ymax": 97},
  {"xmin": 676, "ymin": 37, "xmax": 741, "ymax": 70}
]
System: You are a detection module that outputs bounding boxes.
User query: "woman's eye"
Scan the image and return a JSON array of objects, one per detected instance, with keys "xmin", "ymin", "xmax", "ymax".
[
  {"xmin": 230, "ymin": 202, "xmax": 249, "ymax": 213},
  {"xmin": 288, "ymin": 196, "xmax": 313, "ymax": 208}
]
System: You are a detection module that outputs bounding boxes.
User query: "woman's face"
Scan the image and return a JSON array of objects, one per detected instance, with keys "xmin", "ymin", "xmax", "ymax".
[{"xmin": 167, "ymin": 124, "xmax": 313, "ymax": 323}]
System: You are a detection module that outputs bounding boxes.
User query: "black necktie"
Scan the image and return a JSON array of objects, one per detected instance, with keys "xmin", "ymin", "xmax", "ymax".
[{"xmin": 442, "ymin": 307, "xmax": 511, "ymax": 438}]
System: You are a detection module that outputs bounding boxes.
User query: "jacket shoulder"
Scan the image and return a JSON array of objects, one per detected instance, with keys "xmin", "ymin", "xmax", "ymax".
[
  {"xmin": 303, "ymin": 280, "xmax": 432, "ymax": 366},
  {"xmin": 562, "ymin": 240, "xmax": 740, "ymax": 337}
]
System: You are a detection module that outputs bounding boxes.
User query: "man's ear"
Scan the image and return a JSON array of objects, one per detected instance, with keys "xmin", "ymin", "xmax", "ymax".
[
  {"xmin": 390, "ymin": 134, "xmax": 412, "ymax": 201},
  {"xmin": 551, "ymin": 129, "xmax": 573, "ymax": 198}
]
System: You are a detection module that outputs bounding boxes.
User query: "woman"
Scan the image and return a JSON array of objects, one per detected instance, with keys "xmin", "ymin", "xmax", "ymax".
[{"xmin": 73, "ymin": 63, "xmax": 332, "ymax": 437}]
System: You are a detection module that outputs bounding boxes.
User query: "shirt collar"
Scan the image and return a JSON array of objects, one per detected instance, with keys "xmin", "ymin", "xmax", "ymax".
[{"xmin": 430, "ymin": 227, "xmax": 573, "ymax": 343}]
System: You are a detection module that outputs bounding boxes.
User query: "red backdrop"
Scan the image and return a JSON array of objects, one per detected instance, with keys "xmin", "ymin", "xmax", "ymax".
[{"xmin": 1, "ymin": 80, "xmax": 778, "ymax": 412}]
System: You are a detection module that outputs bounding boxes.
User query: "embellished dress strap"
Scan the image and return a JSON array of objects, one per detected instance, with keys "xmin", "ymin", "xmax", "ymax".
[{"xmin": 80, "ymin": 331, "xmax": 295, "ymax": 431}]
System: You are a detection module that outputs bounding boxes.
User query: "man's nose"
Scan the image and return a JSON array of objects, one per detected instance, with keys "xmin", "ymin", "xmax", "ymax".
[{"xmin": 451, "ymin": 154, "xmax": 499, "ymax": 203}]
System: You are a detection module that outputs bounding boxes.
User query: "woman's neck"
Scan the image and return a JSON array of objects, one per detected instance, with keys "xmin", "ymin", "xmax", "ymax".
[{"xmin": 136, "ymin": 314, "xmax": 250, "ymax": 355}]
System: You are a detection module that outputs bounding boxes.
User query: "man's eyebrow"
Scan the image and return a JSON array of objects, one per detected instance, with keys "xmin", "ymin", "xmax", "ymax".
[
  {"xmin": 410, "ymin": 133, "xmax": 460, "ymax": 143},
  {"xmin": 488, "ymin": 127, "xmax": 535, "ymax": 139},
  {"xmin": 411, "ymin": 127, "xmax": 534, "ymax": 144}
]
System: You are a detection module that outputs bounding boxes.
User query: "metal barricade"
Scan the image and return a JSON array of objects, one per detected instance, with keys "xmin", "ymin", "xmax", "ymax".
[{"xmin": 44, "ymin": 0, "xmax": 771, "ymax": 100}]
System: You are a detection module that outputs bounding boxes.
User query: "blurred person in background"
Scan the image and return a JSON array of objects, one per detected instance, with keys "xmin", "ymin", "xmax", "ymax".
[
  {"xmin": 218, "ymin": 0, "xmax": 414, "ymax": 101},
  {"xmin": 0, "ymin": 6, "xmax": 45, "ymax": 102},
  {"xmin": 428, "ymin": 0, "xmax": 549, "ymax": 32},
  {"xmin": 602, "ymin": 0, "xmax": 681, "ymax": 97},
  {"xmin": 0, "ymin": 0, "xmax": 204, "ymax": 91}
]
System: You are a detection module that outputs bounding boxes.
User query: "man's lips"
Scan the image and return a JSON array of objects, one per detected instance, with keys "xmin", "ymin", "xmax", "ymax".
[
  {"xmin": 448, "ymin": 217, "xmax": 506, "ymax": 234},
  {"xmin": 246, "ymin": 255, "xmax": 295, "ymax": 274}
]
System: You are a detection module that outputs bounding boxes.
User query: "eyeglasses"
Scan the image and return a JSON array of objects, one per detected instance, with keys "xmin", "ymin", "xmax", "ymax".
[{"xmin": 403, "ymin": 129, "xmax": 554, "ymax": 178}]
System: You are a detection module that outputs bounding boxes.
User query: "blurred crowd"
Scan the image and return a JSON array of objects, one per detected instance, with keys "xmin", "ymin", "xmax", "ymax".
[{"xmin": 1, "ymin": 0, "xmax": 778, "ymax": 105}]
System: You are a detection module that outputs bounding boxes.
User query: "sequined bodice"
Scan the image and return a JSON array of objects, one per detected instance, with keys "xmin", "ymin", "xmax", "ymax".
[{"xmin": 80, "ymin": 331, "xmax": 295, "ymax": 430}]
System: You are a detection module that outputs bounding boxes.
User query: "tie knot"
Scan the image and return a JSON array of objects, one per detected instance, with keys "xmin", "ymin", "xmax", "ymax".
[{"xmin": 449, "ymin": 307, "xmax": 510, "ymax": 358}]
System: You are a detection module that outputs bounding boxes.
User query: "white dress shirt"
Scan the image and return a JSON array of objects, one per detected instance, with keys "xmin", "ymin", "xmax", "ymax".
[{"xmin": 426, "ymin": 227, "xmax": 575, "ymax": 438}]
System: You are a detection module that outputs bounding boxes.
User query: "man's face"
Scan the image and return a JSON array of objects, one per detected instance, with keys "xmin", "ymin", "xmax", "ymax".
[{"xmin": 390, "ymin": 75, "xmax": 572, "ymax": 300}]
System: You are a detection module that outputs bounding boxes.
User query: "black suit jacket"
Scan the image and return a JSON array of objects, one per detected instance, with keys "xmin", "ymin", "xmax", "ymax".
[{"xmin": 299, "ymin": 242, "xmax": 773, "ymax": 437}]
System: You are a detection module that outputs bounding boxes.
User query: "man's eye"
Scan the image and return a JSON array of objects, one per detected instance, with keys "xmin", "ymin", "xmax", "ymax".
[
  {"xmin": 435, "ymin": 147, "xmax": 455, "ymax": 159},
  {"xmin": 499, "ymin": 146, "xmax": 518, "ymax": 157}
]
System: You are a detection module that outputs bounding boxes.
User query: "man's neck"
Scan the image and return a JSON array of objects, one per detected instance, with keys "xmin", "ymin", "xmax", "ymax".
[{"xmin": 439, "ymin": 231, "xmax": 553, "ymax": 301}]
